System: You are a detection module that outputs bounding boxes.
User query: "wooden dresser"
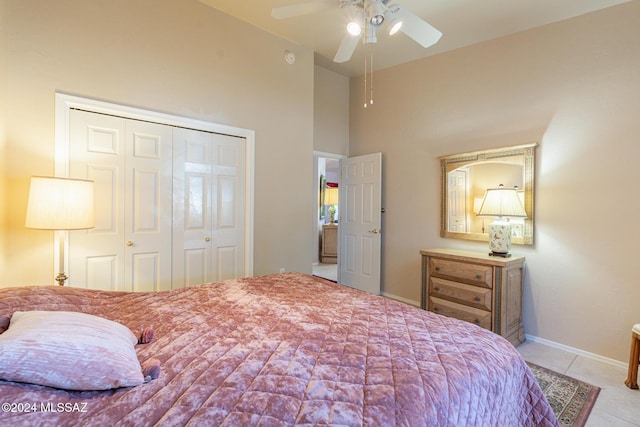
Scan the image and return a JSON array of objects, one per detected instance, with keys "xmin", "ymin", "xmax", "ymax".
[
  {"xmin": 420, "ymin": 248, "xmax": 525, "ymax": 346},
  {"xmin": 321, "ymin": 224, "xmax": 338, "ymax": 263}
]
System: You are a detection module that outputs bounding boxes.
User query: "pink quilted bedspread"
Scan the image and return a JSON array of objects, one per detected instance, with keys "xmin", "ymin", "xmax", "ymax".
[{"xmin": 0, "ymin": 273, "xmax": 557, "ymax": 426}]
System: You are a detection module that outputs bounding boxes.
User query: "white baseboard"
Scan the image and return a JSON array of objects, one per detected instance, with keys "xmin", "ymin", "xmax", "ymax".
[
  {"xmin": 525, "ymin": 334, "xmax": 627, "ymax": 369},
  {"xmin": 382, "ymin": 294, "xmax": 628, "ymax": 369},
  {"xmin": 382, "ymin": 292, "xmax": 420, "ymax": 308}
]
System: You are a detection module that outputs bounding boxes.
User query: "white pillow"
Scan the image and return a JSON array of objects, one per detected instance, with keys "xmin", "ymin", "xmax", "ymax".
[{"xmin": 0, "ymin": 311, "xmax": 144, "ymax": 390}]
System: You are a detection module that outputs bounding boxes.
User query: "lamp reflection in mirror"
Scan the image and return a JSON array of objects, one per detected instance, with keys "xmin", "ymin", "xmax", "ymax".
[
  {"xmin": 25, "ymin": 176, "xmax": 95, "ymax": 286},
  {"xmin": 473, "ymin": 195, "xmax": 486, "ymax": 233},
  {"xmin": 324, "ymin": 187, "xmax": 339, "ymax": 224},
  {"xmin": 477, "ymin": 184, "xmax": 527, "ymax": 257}
]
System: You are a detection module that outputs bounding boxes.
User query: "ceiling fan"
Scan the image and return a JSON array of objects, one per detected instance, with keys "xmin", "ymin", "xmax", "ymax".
[{"xmin": 271, "ymin": 0, "xmax": 442, "ymax": 63}]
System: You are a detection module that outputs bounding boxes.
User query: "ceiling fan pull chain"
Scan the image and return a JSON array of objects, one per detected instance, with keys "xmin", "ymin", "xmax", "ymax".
[
  {"xmin": 370, "ymin": 51, "xmax": 374, "ymax": 106},
  {"xmin": 364, "ymin": 53, "xmax": 368, "ymax": 108}
]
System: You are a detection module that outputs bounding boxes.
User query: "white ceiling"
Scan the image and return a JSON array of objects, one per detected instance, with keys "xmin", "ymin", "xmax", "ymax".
[{"xmin": 199, "ymin": 0, "xmax": 630, "ymax": 77}]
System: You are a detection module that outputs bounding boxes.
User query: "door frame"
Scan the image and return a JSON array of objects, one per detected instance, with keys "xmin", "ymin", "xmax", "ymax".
[
  {"xmin": 313, "ymin": 151, "xmax": 346, "ymax": 272},
  {"xmin": 54, "ymin": 92, "xmax": 255, "ymax": 279}
]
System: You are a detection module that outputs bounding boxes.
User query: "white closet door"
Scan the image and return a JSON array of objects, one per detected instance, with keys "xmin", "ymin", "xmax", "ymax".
[
  {"xmin": 172, "ymin": 127, "xmax": 213, "ymax": 287},
  {"xmin": 211, "ymin": 133, "xmax": 246, "ymax": 281},
  {"xmin": 173, "ymin": 128, "xmax": 246, "ymax": 287},
  {"xmin": 124, "ymin": 120, "xmax": 173, "ymax": 291},
  {"xmin": 69, "ymin": 110, "xmax": 173, "ymax": 291},
  {"xmin": 69, "ymin": 110, "xmax": 126, "ymax": 290}
]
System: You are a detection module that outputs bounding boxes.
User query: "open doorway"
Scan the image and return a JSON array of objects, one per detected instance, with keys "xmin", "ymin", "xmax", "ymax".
[{"xmin": 312, "ymin": 152, "xmax": 344, "ymax": 282}]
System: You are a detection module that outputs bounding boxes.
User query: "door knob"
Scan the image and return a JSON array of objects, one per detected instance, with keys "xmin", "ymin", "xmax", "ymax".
[
  {"xmin": 205, "ymin": 237, "xmax": 211, "ymax": 242},
  {"xmin": 126, "ymin": 241, "xmax": 133, "ymax": 247},
  {"xmin": 369, "ymin": 228, "xmax": 380, "ymax": 234}
]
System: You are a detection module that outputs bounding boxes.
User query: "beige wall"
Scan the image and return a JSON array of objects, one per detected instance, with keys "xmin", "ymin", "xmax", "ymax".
[
  {"xmin": 314, "ymin": 65, "xmax": 349, "ymax": 156},
  {"xmin": 312, "ymin": 66, "xmax": 349, "ymax": 265},
  {"xmin": 0, "ymin": 0, "xmax": 6, "ymax": 276},
  {"xmin": 349, "ymin": 1, "xmax": 640, "ymax": 362},
  {"xmin": 2, "ymin": 0, "xmax": 314, "ymax": 284}
]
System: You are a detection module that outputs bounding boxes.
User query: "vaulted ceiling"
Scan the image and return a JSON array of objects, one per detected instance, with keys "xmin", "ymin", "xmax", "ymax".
[{"xmin": 199, "ymin": 0, "xmax": 630, "ymax": 77}]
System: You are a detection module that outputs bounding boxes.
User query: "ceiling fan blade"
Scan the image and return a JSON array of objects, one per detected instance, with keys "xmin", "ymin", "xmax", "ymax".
[
  {"xmin": 271, "ymin": 0, "xmax": 336, "ymax": 20},
  {"xmin": 334, "ymin": 33, "xmax": 360, "ymax": 63},
  {"xmin": 397, "ymin": 7, "xmax": 442, "ymax": 48}
]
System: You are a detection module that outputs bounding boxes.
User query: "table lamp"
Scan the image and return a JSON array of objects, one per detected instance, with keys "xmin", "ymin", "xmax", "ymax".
[
  {"xmin": 477, "ymin": 184, "xmax": 527, "ymax": 257},
  {"xmin": 324, "ymin": 187, "xmax": 339, "ymax": 224},
  {"xmin": 25, "ymin": 176, "xmax": 95, "ymax": 286}
]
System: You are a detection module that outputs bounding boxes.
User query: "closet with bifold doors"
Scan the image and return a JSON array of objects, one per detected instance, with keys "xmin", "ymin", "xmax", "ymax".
[{"xmin": 67, "ymin": 108, "xmax": 246, "ymax": 291}]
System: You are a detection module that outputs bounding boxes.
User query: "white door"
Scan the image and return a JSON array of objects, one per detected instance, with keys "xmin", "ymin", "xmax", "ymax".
[
  {"xmin": 338, "ymin": 153, "xmax": 382, "ymax": 295},
  {"xmin": 124, "ymin": 120, "xmax": 173, "ymax": 291},
  {"xmin": 68, "ymin": 110, "xmax": 173, "ymax": 291},
  {"xmin": 173, "ymin": 128, "xmax": 246, "ymax": 286},
  {"xmin": 447, "ymin": 169, "xmax": 467, "ymax": 232},
  {"xmin": 68, "ymin": 110, "xmax": 125, "ymax": 291}
]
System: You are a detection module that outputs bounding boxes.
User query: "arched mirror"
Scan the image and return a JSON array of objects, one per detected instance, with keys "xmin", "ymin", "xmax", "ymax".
[{"xmin": 440, "ymin": 143, "xmax": 537, "ymax": 245}]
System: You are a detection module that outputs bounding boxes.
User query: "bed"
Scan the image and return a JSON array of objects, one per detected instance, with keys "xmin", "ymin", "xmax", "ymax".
[{"xmin": 0, "ymin": 272, "xmax": 558, "ymax": 426}]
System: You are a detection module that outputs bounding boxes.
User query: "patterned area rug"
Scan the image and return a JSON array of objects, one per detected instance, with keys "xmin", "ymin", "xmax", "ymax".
[{"xmin": 527, "ymin": 362, "xmax": 601, "ymax": 427}]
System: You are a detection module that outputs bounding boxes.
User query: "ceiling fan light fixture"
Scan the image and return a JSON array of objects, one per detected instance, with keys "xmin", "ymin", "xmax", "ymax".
[
  {"xmin": 366, "ymin": 0, "xmax": 385, "ymax": 27},
  {"xmin": 370, "ymin": 14, "xmax": 384, "ymax": 26},
  {"xmin": 386, "ymin": 5, "xmax": 403, "ymax": 35},
  {"xmin": 347, "ymin": 20, "xmax": 362, "ymax": 36},
  {"xmin": 388, "ymin": 18, "xmax": 402, "ymax": 35}
]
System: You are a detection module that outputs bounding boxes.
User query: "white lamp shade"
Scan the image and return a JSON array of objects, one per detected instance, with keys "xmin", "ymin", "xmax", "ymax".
[
  {"xmin": 477, "ymin": 186, "xmax": 527, "ymax": 218},
  {"xmin": 25, "ymin": 176, "xmax": 95, "ymax": 230}
]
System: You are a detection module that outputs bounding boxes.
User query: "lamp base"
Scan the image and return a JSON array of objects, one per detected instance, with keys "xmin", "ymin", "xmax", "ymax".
[
  {"xmin": 488, "ymin": 219, "xmax": 512, "ymax": 256},
  {"xmin": 55, "ymin": 272, "xmax": 68, "ymax": 287},
  {"xmin": 489, "ymin": 252, "xmax": 511, "ymax": 258}
]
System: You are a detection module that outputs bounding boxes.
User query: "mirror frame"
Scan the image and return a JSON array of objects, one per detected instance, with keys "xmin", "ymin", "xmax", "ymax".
[{"xmin": 439, "ymin": 143, "xmax": 537, "ymax": 246}]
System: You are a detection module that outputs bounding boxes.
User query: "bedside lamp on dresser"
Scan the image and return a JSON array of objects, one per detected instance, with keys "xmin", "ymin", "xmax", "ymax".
[{"xmin": 420, "ymin": 248, "xmax": 525, "ymax": 346}]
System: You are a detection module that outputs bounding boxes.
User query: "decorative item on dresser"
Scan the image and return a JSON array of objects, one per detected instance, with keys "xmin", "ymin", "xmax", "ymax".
[
  {"xmin": 324, "ymin": 187, "xmax": 339, "ymax": 224},
  {"xmin": 476, "ymin": 184, "xmax": 528, "ymax": 257},
  {"xmin": 420, "ymin": 248, "xmax": 525, "ymax": 346}
]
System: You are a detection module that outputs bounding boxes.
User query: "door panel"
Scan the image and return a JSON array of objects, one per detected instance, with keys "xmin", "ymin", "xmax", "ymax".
[
  {"xmin": 125, "ymin": 121, "xmax": 173, "ymax": 291},
  {"xmin": 210, "ymin": 134, "xmax": 246, "ymax": 282},
  {"xmin": 339, "ymin": 153, "xmax": 382, "ymax": 295},
  {"xmin": 86, "ymin": 256, "xmax": 118, "ymax": 291},
  {"xmin": 69, "ymin": 110, "xmax": 125, "ymax": 290},
  {"xmin": 69, "ymin": 110, "xmax": 172, "ymax": 291},
  {"xmin": 216, "ymin": 247, "xmax": 237, "ymax": 281},
  {"xmin": 132, "ymin": 252, "xmax": 160, "ymax": 292},
  {"xmin": 173, "ymin": 128, "xmax": 213, "ymax": 287},
  {"xmin": 91, "ymin": 166, "xmax": 119, "ymax": 233},
  {"xmin": 173, "ymin": 129, "xmax": 246, "ymax": 287}
]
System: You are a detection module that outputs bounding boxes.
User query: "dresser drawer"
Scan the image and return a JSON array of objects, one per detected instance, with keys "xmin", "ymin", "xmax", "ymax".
[
  {"xmin": 429, "ymin": 296, "xmax": 492, "ymax": 330},
  {"xmin": 430, "ymin": 258, "xmax": 493, "ymax": 288},
  {"xmin": 430, "ymin": 277, "xmax": 492, "ymax": 311}
]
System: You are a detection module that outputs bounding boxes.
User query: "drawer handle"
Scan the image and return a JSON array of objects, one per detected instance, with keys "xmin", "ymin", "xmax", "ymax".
[
  {"xmin": 434, "ymin": 287, "xmax": 440, "ymax": 291},
  {"xmin": 433, "ymin": 307, "xmax": 439, "ymax": 312},
  {"xmin": 435, "ymin": 267, "xmax": 440, "ymax": 271},
  {"xmin": 474, "ymin": 296, "xmax": 481, "ymax": 302},
  {"xmin": 474, "ymin": 319, "xmax": 480, "ymax": 324},
  {"xmin": 475, "ymin": 274, "xmax": 481, "ymax": 279}
]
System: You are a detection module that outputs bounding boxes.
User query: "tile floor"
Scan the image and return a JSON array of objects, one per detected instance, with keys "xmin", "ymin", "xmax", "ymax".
[
  {"xmin": 517, "ymin": 340, "xmax": 640, "ymax": 426},
  {"xmin": 312, "ymin": 263, "xmax": 337, "ymax": 282}
]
